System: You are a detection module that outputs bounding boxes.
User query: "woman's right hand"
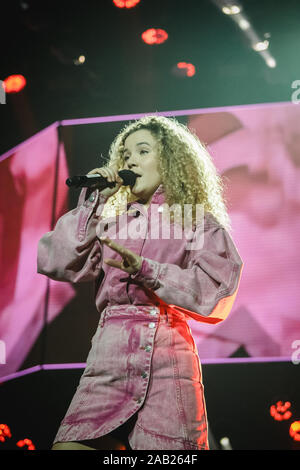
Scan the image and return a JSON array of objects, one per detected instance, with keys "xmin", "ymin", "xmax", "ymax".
[{"xmin": 87, "ymin": 165, "xmax": 124, "ymax": 198}]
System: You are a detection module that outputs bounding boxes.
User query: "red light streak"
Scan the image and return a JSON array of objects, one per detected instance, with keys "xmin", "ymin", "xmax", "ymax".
[{"xmin": 113, "ymin": 0, "xmax": 140, "ymax": 8}]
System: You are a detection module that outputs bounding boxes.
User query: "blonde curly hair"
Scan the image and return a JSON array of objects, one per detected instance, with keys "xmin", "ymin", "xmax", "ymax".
[{"xmin": 101, "ymin": 115, "xmax": 232, "ymax": 232}]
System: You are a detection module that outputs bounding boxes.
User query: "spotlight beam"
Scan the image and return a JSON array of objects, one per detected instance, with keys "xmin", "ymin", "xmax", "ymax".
[{"xmin": 210, "ymin": 0, "xmax": 277, "ymax": 68}]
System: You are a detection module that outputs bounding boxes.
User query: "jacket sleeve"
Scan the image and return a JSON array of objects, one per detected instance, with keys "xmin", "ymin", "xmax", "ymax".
[
  {"xmin": 37, "ymin": 188, "xmax": 108, "ymax": 283},
  {"xmin": 130, "ymin": 219, "xmax": 244, "ymax": 323}
]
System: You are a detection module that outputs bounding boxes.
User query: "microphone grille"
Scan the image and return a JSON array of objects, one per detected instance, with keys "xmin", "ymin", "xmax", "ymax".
[{"xmin": 118, "ymin": 170, "xmax": 137, "ymax": 186}]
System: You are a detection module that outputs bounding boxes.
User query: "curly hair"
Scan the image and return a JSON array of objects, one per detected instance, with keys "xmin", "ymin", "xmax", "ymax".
[{"xmin": 100, "ymin": 115, "xmax": 232, "ymax": 232}]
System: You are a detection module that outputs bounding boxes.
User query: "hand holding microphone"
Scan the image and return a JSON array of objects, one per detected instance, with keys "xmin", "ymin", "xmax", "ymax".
[
  {"xmin": 87, "ymin": 165, "xmax": 124, "ymax": 198},
  {"xmin": 66, "ymin": 165, "xmax": 138, "ymax": 199}
]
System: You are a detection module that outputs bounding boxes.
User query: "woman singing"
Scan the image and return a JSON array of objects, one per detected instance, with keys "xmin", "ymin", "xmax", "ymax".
[{"xmin": 37, "ymin": 115, "xmax": 243, "ymax": 450}]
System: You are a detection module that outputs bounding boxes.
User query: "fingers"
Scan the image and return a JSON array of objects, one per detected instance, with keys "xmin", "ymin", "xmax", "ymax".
[
  {"xmin": 100, "ymin": 236, "xmax": 128, "ymax": 257},
  {"xmin": 100, "ymin": 237, "xmax": 138, "ymax": 265},
  {"xmin": 104, "ymin": 258, "xmax": 129, "ymax": 269},
  {"xmin": 100, "ymin": 237, "xmax": 142, "ymax": 274},
  {"xmin": 103, "ymin": 258, "xmax": 123, "ymax": 269}
]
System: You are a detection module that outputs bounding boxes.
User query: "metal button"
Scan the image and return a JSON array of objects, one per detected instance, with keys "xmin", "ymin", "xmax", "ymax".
[
  {"xmin": 149, "ymin": 308, "xmax": 157, "ymax": 316},
  {"xmin": 135, "ymin": 397, "xmax": 143, "ymax": 404},
  {"xmin": 145, "ymin": 345, "xmax": 152, "ymax": 352},
  {"xmin": 141, "ymin": 371, "xmax": 148, "ymax": 379},
  {"xmin": 148, "ymin": 322, "xmax": 156, "ymax": 329},
  {"xmin": 89, "ymin": 193, "xmax": 96, "ymax": 202}
]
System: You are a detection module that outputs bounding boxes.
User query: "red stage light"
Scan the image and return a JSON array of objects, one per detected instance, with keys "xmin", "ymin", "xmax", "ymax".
[
  {"xmin": 113, "ymin": 0, "xmax": 140, "ymax": 8},
  {"xmin": 141, "ymin": 28, "xmax": 168, "ymax": 45},
  {"xmin": 3, "ymin": 75, "xmax": 26, "ymax": 93},
  {"xmin": 289, "ymin": 421, "xmax": 300, "ymax": 442},
  {"xmin": 16, "ymin": 438, "xmax": 35, "ymax": 450},
  {"xmin": 270, "ymin": 401, "xmax": 292, "ymax": 421},
  {"xmin": 177, "ymin": 62, "xmax": 196, "ymax": 77},
  {"xmin": 0, "ymin": 424, "xmax": 12, "ymax": 443}
]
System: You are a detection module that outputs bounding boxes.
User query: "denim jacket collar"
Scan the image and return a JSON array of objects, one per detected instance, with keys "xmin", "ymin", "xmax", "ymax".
[{"xmin": 128, "ymin": 183, "xmax": 165, "ymax": 210}]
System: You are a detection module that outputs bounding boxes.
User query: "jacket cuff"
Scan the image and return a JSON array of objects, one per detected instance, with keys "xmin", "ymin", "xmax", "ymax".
[
  {"xmin": 77, "ymin": 187, "xmax": 109, "ymax": 208},
  {"xmin": 130, "ymin": 257, "xmax": 161, "ymax": 290},
  {"xmin": 77, "ymin": 189, "xmax": 109, "ymax": 242}
]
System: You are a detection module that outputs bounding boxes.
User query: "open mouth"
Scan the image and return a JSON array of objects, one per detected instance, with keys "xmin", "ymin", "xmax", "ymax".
[{"xmin": 133, "ymin": 173, "xmax": 141, "ymax": 183}]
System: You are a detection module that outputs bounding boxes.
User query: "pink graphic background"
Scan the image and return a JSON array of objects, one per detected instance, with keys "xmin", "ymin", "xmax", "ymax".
[
  {"xmin": 0, "ymin": 125, "xmax": 75, "ymax": 378},
  {"xmin": 1, "ymin": 102, "xmax": 299, "ymax": 380},
  {"xmin": 188, "ymin": 103, "xmax": 300, "ymax": 360}
]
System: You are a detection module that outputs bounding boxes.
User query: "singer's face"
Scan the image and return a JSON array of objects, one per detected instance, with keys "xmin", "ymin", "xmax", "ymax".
[{"xmin": 123, "ymin": 129, "xmax": 162, "ymax": 205}]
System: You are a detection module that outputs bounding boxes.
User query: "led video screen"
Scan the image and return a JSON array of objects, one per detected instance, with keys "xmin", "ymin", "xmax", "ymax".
[{"xmin": 1, "ymin": 102, "xmax": 299, "ymax": 381}]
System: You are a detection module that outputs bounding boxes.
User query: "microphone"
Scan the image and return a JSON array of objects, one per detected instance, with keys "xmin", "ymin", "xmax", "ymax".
[{"xmin": 66, "ymin": 169, "xmax": 138, "ymax": 189}]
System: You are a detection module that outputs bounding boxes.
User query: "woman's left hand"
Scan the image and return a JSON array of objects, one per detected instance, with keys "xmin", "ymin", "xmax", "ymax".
[{"xmin": 100, "ymin": 236, "xmax": 143, "ymax": 274}]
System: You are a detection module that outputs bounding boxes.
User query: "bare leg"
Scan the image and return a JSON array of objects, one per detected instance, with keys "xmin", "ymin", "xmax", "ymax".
[{"xmin": 52, "ymin": 412, "xmax": 137, "ymax": 450}]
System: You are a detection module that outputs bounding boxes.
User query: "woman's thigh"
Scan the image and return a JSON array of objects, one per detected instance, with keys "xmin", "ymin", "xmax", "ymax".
[
  {"xmin": 52, "ymin": 441, "xmax": 95, "ymax": 450},
  {"xmin": 79, "ymin": 433, "xmax": 127, "ymax": 450},
  {"xmin": 52, "ymin": 412, "xmax": 138, "ymax": 450}
]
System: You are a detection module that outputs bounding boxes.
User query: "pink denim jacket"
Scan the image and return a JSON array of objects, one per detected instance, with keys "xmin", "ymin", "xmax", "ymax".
[
  {"xmin": 37, "ymin": 183, "xmax": 243, "ymax": 450},
  {"xmin": 37, "ymin": 184, "xmax": 243, "ymax": 324}
]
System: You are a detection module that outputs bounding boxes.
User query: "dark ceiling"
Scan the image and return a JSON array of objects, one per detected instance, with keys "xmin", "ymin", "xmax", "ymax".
[{"xmin": 1, "ymin": 0, "xmax": 299, "ymax": 155}]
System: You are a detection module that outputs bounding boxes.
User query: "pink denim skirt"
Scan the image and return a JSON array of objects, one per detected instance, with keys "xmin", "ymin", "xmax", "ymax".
[{"xmin": 53, "ymin": 304, "xmax": 209, "ymax": 450}]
